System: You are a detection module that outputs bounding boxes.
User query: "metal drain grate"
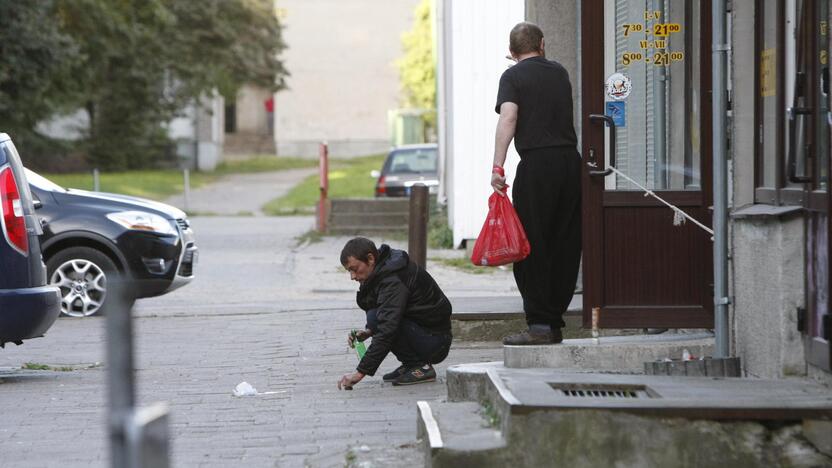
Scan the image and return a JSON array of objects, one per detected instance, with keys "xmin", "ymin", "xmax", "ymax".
[{"xmin": 550, "ymin": 383, "xmax": 658, "ymax": 399}]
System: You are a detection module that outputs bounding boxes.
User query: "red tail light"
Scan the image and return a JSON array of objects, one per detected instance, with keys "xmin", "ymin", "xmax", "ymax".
[
  {"xmin": 376, "ymin": 175, "xmax": 386, "ymax": 195},
  {"xmin": 0, "ymin": 166, "xmax": 29, "ymax": 255}
]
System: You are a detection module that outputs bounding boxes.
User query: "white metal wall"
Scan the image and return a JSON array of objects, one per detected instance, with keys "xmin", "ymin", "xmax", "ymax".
[{"xmin": 440, "ymin": 0, "xmax": 525, "ymax": 247}]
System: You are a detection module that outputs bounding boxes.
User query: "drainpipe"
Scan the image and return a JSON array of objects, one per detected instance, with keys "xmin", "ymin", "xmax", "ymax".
[
  {"xmin": 653, "ymin": 0, "xmax": 667, "ymax": 189},
  {"xmin": 712, "ymin": 0, "xmax": 730, "ymax": 358}
]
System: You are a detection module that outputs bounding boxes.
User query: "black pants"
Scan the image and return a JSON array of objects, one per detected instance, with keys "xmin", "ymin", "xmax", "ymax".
[
  {"xmin": 512, "ymin": 146, "xmax": 582, "ymax": 329},
  {"xmin": 366, "ymin": 310, "xmax": 452, "ymax": 367}
]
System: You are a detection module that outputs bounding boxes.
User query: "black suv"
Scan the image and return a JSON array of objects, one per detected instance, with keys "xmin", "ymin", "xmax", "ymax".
[
  {"xmin": 26, "ymin": 169, "xmax": 198, "ymax": 317},
  {"xmin": 0, "ymin": 134, "xmax": 60, "ymax": 347}
]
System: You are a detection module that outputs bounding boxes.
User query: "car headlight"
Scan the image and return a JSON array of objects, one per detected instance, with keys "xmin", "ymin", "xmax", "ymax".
[{"xmin": 106, "ymin": 211, "xmax": 177, "ymax": 235}]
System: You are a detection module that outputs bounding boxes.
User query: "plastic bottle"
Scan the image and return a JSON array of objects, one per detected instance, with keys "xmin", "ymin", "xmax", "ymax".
[{"xmin": 351, "ymin": 330, "xmax": 367, "ymax": 359}]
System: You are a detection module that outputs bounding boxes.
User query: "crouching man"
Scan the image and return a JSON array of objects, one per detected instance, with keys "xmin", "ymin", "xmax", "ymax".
[{"xmin": 337, "ymin": 237, "xmax": 453, "ymax": 389}]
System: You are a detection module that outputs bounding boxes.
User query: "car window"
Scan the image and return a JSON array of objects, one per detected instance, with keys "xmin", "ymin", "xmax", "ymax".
[
  {"xmin": 386, "ymin": 148, "xmax": 437, "ymax": 174},
  {"xmin": 24, "ymin": 168, "xmax": 66, "ymax": 192}
]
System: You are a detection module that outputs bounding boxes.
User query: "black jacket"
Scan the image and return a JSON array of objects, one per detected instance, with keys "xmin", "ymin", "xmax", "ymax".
[{"xmin": 355, "ymin": 245, "xmax": 452, "ymax": 375}]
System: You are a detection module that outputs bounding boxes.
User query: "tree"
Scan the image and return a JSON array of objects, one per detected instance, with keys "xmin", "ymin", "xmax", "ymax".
[
  {"xmin": 0, "ymin": 1, "xmax": 83, "ymax": 158},
  {"xmin": 56, "ymin": 0, "xmax": 288, "ymax": 169},
  {"xmin": 396, "ymin": 0, "xmax": 436, "ymax": 133},
  {"xmin": 0, "ymin": 0, "xmax": 288, "ymax": 170}
]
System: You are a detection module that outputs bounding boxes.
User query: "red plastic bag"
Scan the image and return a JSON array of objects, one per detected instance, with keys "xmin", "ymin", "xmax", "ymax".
[{"xmin": 470, "ymin": 187, "xmax": 531, "ymax": 266}]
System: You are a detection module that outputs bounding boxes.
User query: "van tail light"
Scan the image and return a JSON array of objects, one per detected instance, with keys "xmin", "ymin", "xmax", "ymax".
[
  {"xmin": 376, "ymin": 175, "xmax": 386, "ymax": 195},
  {"xmin": 0, "ymin": 166, "xmax": 29, "ymax": 255}
]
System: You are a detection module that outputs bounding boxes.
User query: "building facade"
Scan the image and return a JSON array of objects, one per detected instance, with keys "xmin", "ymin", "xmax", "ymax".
[{"xmin": 439, "ymin": 0, "xmax": 831, "ymax": 384}]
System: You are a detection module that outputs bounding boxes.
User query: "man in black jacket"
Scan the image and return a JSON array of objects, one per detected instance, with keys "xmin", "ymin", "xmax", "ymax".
[{"xmin": 337, "ymin": 237, "xmax": 453, "ymax": 389}]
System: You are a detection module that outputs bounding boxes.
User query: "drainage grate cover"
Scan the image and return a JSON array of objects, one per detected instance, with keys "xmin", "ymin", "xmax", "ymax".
[{"xmin": 550, "ymin": 383, "xmax": 658, "ymax": 399}]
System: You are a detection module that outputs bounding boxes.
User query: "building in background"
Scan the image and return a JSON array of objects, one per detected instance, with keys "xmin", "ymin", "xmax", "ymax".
[{"xmin": 273, "ymin": 0, "xmax": 421, "ymax": 158}]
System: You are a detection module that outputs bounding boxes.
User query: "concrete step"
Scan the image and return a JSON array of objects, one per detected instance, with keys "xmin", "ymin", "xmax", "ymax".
[
  {"xmin": 416, "ymin": 400, "xmax": 508, "ymax": 467},
  {"xmin": 327, "ymin": 198, "xmax": 410, "ymax": 234},
  {"xmin": 330, "ymin": 211, "xmax": 409, "ymax": 227},
  {"xmin": 223, "ymin": 132, "xmax": 275, "ymax": 155},
  {"xmin": 330, "ymin": 198, "xmax": 409, "ymax": 213},
  {"xmin": 503, "ymin": 332, "xmax": 715, "ymax": 372},
  {"xmin": 436, "ymin": 363, "xmax": 832, "ymax": 467},
  {"xmin": 327, "ymin": 225, "xmax": 408, "ymax": 235}
]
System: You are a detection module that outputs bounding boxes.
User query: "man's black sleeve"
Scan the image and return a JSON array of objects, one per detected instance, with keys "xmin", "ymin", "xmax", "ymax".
[
  {"xmin": 356, "ymin": 278, "xmax": 409, "ymax": 376},
  {"xmin": 495, "ymin": 69, "xmax": 519, "ymax": 114}
]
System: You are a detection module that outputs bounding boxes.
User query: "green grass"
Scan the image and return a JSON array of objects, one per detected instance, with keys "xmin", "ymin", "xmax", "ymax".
[
  {"xmin": 262, "ymin": 154, "xmax": 385, "ymax": 215},
  {"xmin": 23, "ymin": 362, "xmax": 74, "ymax": 372},
  {"xmin": 42, "ymin": 170, "xmax": 218, "ymax": 201},
  {"xmin": 39, "ymin": 155, "xmax": 317, "ymax": 202},
  {"xmin": 429, "ymin": 257, "xmax": 505, "ymax": 274},
  {"xmin": 214, "ymin": 155, "xmax": 317, "ymax": 174}
]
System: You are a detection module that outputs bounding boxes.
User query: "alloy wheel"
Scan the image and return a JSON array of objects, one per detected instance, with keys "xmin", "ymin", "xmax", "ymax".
[{"xmin": 51, "ymin": 259, "xmax": 107, "ymax": 317}]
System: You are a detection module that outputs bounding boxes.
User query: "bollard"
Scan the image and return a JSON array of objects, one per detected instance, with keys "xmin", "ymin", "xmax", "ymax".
[
  {"xmin": 408, "ymin": 184, "xmax": 429, "ymax": 268},
  {"xmin": 93, "ymin": 168, "xmax": 100, "ymax": 192},
  {"xmin": 317, "ymin": 142, "xmax": 329, "ymax": 232},
  {"xmin": 183, "ymin": 169, "xmax": 190, "ymax": 213}
]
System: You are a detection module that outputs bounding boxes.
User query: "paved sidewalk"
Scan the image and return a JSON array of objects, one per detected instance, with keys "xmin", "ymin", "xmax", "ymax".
[{"xmin": 164, "ymin": 168, "xmax": 316, "ymax": 216}]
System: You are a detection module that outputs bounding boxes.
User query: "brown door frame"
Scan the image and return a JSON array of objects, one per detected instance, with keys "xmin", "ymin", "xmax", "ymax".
[{"xmin": 580, "ymin": 0, "xmax": 714, "ymax": 329}]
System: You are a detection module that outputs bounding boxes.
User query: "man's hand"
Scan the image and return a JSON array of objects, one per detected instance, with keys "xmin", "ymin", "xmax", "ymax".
[
  {"xmin": 337, "ymin": 371, "xmax": 365, "ymax": 390},
  {"xmin": 491, "ymin": 172, "xmax": 507, "ymax": 196},
  {"xmin": 347, "ymin": 329, "xmax": 372, "ymax": 348}
]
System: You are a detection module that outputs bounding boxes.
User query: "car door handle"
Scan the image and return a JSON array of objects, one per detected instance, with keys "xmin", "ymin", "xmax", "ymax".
[{"xmin": 588, "ymin": 114, "xmax": 616, "ymax": 177}]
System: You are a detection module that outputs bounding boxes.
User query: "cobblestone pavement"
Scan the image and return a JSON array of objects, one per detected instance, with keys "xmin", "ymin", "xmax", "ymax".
[{"xmin": 0, "ymin": 215, "xmax": 507, "ymax": 467}]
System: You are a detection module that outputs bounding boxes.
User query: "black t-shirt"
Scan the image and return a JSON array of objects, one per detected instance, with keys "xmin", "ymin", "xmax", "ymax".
[{"xmin": 495, "ymin": 56, "xmax": 578, "ymax": 151}]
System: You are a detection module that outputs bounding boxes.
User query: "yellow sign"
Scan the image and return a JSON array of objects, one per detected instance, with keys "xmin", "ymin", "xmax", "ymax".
[
  {"xmin": 761, "ymin": 48, "xmax": 776, "ymax": 97},
  {"xmin": 620, "ymin": 12, "xmax": 684, "ymax": 68}
]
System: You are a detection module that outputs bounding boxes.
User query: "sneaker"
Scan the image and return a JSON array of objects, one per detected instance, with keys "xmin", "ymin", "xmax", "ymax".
[
  {"xmin": 392, "ymin": 365, "xmax": 436, "ymax": 386},
  {"xmin": 502, "ymin": 328, "xmax": 563, "ymax": 345},
  {"xmin": 382, "ymin": 364, "xmax": 409, "ymax": 382}
]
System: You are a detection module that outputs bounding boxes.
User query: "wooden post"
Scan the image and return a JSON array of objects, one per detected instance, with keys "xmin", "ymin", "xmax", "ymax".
[
  {"xmin": 317, "ymin": 142, "xmax": 329, "ymax": 232},
  {"xmin": 408, "ymin": 184, "xmax": 429, "ymax": 268}
]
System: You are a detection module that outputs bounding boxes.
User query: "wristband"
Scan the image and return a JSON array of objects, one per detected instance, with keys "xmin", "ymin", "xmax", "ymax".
[{"xmin": 492, "ymin": 165, "xmax": 505, "ymax": 176}]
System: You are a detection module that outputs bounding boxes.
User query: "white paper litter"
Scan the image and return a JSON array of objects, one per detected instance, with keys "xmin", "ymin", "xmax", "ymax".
[{"xmin": 233, "ymin": 381, "xmax": 257, "ymax": 397}]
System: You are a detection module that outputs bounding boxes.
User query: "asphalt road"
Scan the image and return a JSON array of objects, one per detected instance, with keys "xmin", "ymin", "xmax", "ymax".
[{"xmin": 0, "ymin": 213, "xmax": 506, "ymax": 467}]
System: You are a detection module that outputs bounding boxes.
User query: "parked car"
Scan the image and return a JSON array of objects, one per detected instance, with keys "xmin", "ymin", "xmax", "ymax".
[
  {"xmin": 0, "ymin": 134, "xmax": 61, "ymax": 347},
  {"xmin": 373, "ymin": 144, "xmax": 439, "ymax": 197},
  {"xmin": 26, "ymin": 169, "xmax": 198, "ymax": 317}
]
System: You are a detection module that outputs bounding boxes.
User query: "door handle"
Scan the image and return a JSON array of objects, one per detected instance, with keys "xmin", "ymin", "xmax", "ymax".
[
  {"xmin": 787, "ymin": 106, "xmax": 812, "ymax": 183},
  {"xmin": 588, "ymin": 114, "xmax": 616, "ymax": 177}
]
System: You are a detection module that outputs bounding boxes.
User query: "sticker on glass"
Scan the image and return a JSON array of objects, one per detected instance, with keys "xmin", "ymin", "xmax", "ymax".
[{"xmin": 605, "ymin": 73, "xmax": 632, "ymax": 101}]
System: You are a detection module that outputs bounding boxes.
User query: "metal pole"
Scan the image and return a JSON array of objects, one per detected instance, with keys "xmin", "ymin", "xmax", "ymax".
[
  {"xmin": 94, "ymin": 168, "xmax": 100, "ymax": 192},
  {"xmin": 183, "ymin": 169, "xmax": 190, "ymax": 213},
  {"xmin": 408, "ymin": 184, "xmax": 429, "ymax": 268},
  {"xmin": 106, "ymin": 279, "xmax": 135, "ymax": 467},
  {"xmin": 712, "ymin": 0, "xmax": 730, "ymax": 358}
]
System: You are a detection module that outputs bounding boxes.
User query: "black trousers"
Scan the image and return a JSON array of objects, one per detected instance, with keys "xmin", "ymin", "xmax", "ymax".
[
  {"xmin": 366, "ymin": 310, "xmax": 452, "ymax": 367},
  {"xmin": 512, "ymin": 146, "xmax": 582, "ymax": 329}
]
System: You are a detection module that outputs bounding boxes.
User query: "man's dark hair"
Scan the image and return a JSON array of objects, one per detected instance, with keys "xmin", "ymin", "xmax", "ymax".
[
  {"xmin": 340, "ymin": 237, "xmax": 379, "ymax": 266},
  {"xmin": 509, "ymin": 22, "xmax": 544, "ymax": 56}
]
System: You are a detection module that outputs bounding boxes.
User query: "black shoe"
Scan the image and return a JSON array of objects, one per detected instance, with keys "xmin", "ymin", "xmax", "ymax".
[
  {"xmin": 382, "ymin": 364, "xmax": 409, "ymax": 382},
  {"xmin": 392, "ymin": 365, "xmax": 436, "ymax": 386},
  {"xmin": 502, "ymin": 328, "xmax": 563, "ymax": 345}
]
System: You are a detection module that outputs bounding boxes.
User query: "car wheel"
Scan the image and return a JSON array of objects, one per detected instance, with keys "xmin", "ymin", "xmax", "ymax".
[{"xmin": 46, "ymin": 247, "xmax": 134, "ymax": 317}]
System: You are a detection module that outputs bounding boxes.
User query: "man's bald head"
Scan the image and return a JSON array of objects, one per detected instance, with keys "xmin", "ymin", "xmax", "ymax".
[{"xmin": 509, "ymin": 22, "xmax": 544, "ymax": 56}]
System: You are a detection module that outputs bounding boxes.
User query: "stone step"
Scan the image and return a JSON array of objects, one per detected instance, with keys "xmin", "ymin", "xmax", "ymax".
[
  {"xmin": 329, "ymin": 197, "xmax": 410, "ymax": 213},
  {"xmin": 329, "ymin": 211, "xmax": 409, "ymax": 227},
  {"xmin": 416, "ymin": 400, "xmax": 508, "ymax": 467},
  {"xmin": 327, "ymin": 225, "xmax": 408, "ymax": 235},
  {"xmin": 503, "ymin": 332, "xmax": 715, "ymax": 371}
]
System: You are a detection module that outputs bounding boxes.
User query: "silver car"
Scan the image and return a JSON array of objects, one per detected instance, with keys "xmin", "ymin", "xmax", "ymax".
[{"xmin": 372, "ymin": 144, "xmax": 439, "ymax": 197}]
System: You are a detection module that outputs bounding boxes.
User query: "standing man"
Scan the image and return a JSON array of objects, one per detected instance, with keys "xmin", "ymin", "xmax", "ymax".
[
  {"xmin": 337, "ymin": 237, "xmax": 453, "ymax": 389},
  {"xmin": 491, "ymin": 22, "xmax": 581, "ymax": 345}
]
